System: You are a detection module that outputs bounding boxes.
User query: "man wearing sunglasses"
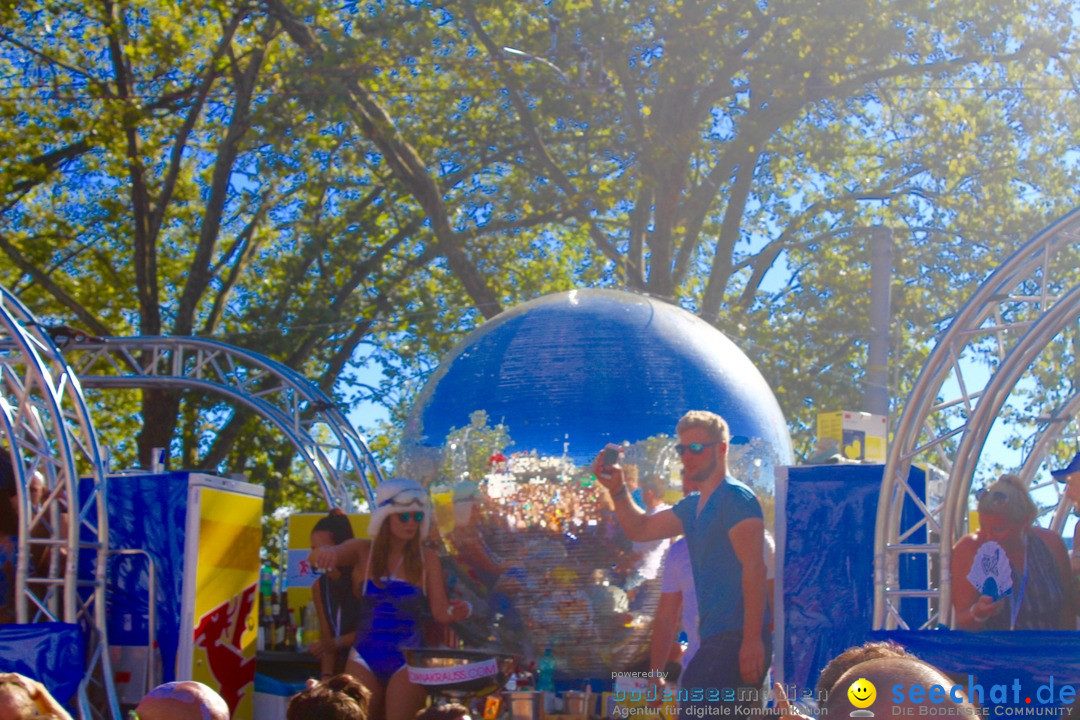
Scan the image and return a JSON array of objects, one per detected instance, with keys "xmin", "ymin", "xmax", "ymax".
[{"xmin": 594, "ymin": 410, "xmax": 769, "ymax": 714}]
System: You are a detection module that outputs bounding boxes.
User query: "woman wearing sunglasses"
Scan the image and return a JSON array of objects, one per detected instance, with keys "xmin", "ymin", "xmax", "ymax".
[
  {"xmin": 951, "ymin": 473, "xmax": 1076, "ymax": 630},
  {"xmin": 309, "ymin": 478, "xmax": 471, "ymax": 720}
]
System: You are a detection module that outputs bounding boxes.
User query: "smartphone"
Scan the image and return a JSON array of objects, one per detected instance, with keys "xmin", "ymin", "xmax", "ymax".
[{"xmin": 602, "ymin": 446, "xmax": 621, "ymax": 467}]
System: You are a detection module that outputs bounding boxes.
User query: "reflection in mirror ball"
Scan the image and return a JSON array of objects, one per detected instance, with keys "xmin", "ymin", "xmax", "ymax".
[{"xmin": 400, "ymin": 289, "xmax": 793, "ymax": 678}]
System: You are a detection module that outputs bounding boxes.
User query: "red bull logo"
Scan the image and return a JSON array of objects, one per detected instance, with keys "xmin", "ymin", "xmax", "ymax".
[{"xmin": 193, "ymin": 583, "xmax": 256, "ymax": 715}]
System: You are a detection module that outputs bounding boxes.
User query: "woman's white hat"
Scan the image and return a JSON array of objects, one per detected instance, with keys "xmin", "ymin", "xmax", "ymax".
[{"xmin": 368, "ymin": 477, "xmax": 431, "ymax": 539}]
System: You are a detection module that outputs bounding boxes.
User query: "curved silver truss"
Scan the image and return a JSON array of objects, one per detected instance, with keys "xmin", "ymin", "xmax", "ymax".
[
  {"xmin": 56, "ymin": 335, "xmax": 381, "ymax": 509},
  {"xmin": 0, "ymin": 288, "xmax": 120, "ymax": 720},
  {"xmin": 875, "ymin": 207, "xmax": 1080, "ymax": 630}
]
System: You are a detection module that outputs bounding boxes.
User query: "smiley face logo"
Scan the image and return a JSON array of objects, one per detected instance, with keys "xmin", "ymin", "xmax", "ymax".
[{"xmin": 847, "ymin": 678, "xmax": 877, "ymax": 709}]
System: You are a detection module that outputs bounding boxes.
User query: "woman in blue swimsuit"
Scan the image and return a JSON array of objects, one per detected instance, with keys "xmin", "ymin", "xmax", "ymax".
[{"xmin": 310, "ymin": 478, "xmax": 471, "ymax": 720}]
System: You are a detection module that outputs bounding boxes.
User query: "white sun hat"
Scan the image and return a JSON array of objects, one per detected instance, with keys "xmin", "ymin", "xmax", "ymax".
[{"xmin": 368, "ymin": 477, "xmax": 432, "ymax": 539}]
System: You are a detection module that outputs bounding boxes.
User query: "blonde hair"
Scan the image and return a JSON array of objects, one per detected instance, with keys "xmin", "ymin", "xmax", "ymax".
[
  {"xmin": 977, "ymin": 473, "xmax": 1038, "ymax": 526},
  {"xmin": 676, "ymin": 410, "xmax": 731, "ymax": 443}
]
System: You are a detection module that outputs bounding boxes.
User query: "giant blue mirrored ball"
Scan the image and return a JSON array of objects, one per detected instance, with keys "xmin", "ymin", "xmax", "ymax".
[{"xmin": 400, "ymin": 289, "xmax": 792, "ymax": 678}]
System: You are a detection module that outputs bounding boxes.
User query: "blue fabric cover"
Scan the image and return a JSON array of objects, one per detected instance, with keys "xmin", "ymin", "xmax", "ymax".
[
  {"xmin": 80, "ymin": 472, "xmax": 190, "ymax": 683},
  {"xmin": 870, "ymin": 630, "xmax": 1080, "ymax": 710},
  {"xmin": 0, "ymin": 622, "xmax": 84, "ymax": 704},
  {"xmin": 780, "ymin": 464, "xmax": 927, "ymax": 692}
]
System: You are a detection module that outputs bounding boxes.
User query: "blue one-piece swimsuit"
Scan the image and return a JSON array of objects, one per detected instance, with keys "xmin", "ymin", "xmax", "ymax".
[{"xmin": 352, "ymin": 577, "xmax": 425, "ymax": 686}]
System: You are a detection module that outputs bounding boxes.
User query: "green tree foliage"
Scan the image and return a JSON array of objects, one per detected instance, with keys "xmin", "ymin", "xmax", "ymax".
[
  {"xmin": 261, "ymin": 0, "xmax": 1078, "ymax": 454},
  {"xmin": 2, "ymin": 0, "xmax": 1077, "ymax": 497},
  {"xmin": 0, "ymin": 0, "xmax": 580, "ymax": 512}
]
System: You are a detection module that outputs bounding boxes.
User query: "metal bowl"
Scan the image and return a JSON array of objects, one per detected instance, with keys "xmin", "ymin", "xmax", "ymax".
[{"xmin": 403, "ymin": 647, "xmax": 516, "ymax": 698}]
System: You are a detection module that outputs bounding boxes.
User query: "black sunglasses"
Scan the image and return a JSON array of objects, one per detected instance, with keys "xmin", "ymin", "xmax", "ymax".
[
  {"xmin": 976, "ymin": 489, "xmax": 1010, "ymax": 503},
  {"xmin": 396, "ymin": 511, "xmax": 424, "ymax": 523},
  {"xmin": 675, "ymin": 441, "xmax": 723, "ymax": 455}
]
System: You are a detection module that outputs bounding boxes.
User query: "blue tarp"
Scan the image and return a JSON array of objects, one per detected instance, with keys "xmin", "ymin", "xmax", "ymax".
[
  {"xmin": 779, "ymin": 464, "xmax": 926, "ymax": 692},
  {"xmin": 80, "ymin": 472, "xmax": 190, "ymax": 683},
  {"xmin": 0, "ymin": 622, "xmax": 84, "ymax": 704},
  {"xmin": 871, "ymin": 630, "xmax": 1080, "ymax": 710}
]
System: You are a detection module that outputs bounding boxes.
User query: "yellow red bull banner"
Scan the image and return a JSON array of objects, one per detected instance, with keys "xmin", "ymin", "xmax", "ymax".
[{"xmin": 185, "ymin": 483, "xmax": 263, "ymax": 720}]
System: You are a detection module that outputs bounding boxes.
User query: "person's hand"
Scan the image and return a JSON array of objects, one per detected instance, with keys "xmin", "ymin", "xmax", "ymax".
[
  {"xmin": 446, "ymin": 599, "xmax": 472, "ymax": 622},
  {"xmin": 0, "ymin": 673, "xmax": 72, "ymax": 720},
  {"xmin": 0, "ymin": 673, "xmax": 40, "ymax": 701},
  {"xmin": 309, "ymin": 545, "xmax": 337, "ymax": 572},
  {"xmin": 1070, "ymin": 554, "xmax": 1080, "ymax": 576},
  {"xmin": 773, "ymin": 682, "xmax": 813, "ymax": 720},
  {"xmin": 738, "ymin": 636, "xmax": 765, "ymax": 684},
  {"xmin": 592, "ymin": 446, "xmax": 625, "ymax": 493},
  {"xmin": 970, "ymin": 594, "xmax": 1005, "ymax": 623}
]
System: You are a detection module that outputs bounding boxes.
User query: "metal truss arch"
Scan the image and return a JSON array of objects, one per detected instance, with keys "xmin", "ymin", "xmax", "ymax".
[
  {"xmin": 875, "ymin": 207, "xmax": 1080, "ymax": 630},
  {"xmin": 58, "ymin": 336, "xmax": 381, "ymax": 509},
  {"xmin": 0, "ymin": 288, "xmax": 119, "ymax": 720}
]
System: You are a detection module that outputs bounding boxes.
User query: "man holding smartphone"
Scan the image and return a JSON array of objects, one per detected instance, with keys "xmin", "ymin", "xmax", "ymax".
[{"xmin": 594, "ymin": 410, "xmax": 769, "ymax": 714}]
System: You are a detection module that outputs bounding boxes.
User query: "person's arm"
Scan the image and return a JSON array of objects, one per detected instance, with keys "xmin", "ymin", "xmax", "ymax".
[
  {"xmin": 424, "ymin": 547, "xmax": 471, "ymax": 624},
  {"xmin": 647, "ymin": 591, "xmax": 682, "ymax": 706},
  {"xmin": 592, "ymin": 450, "xmax": 682, "ymax": 542},
  {"xmin": 730, "ymin": 516, "xmax": 766, "ymax": 684},
  {"xmin": 1073, "ymin": 525, "xmax": 1080, "ymax": 621},
  {"xmin": 458, "ymin": 532, "xmax": 506, "ymax": 575},
  {"xmin": 309, "ymin": 538, "xmax": 370, "ymax": 572},
  {"xmin": 0, "ymin": 673, "xmax": 74, "ymax": 720},
  {"xmin": 1072, "ymin": 524, "xmax": 1080, "ymax": 576},
  {"xmin": 308, "ymin": 580, "xmax": 336, "ymax": 678}
]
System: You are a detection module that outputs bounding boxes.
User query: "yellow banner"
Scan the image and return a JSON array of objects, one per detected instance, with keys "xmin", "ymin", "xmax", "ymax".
[{"xmin": 191, "ymin": 487, "xmax": 262, "ymax": 720}]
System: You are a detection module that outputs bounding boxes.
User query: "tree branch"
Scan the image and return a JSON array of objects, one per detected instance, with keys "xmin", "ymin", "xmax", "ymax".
[
  {"xmin": 149, "ymin": 11, "xmax": 246, "ymax": 243},
  {"xmin": 175, "ymin": 25, "xmax": 268, "ymax": 336},
  {"xmin": 459, "ymin": 0, "xmax": 630, "ymax": 275},
  {"xmin": 699, "ymin": 151, "xmax": 759, "ymax": 320},
  {"xmin": 103, "ymin": 0, "xmax": 159, "ymax": 333},
  {"xmin": 0, "ymin": 233, "xmax": 113, "ymax": 336},
  {"xmin": 203, "ymin": 192, "xmax": 274, "ymax": 334},
  {"xmin": 265, "ymin": 0, "xmax": 503, "ymax": 318}
]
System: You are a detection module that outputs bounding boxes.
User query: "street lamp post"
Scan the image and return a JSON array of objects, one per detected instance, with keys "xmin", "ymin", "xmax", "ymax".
[{"xmin": 865, "ymin": 225, "xmax": 893, "ymax": 418}]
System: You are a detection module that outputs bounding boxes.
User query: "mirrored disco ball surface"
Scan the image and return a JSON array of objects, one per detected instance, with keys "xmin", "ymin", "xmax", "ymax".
[{"xmin": 400, "ymin": 289, "xmax": 793, "ymax": 678}]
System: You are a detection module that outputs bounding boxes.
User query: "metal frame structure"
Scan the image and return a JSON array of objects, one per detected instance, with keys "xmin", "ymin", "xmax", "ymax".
[
  {"xmin": 3, "ymin": 294, "xmax": 386, "ymax": 718},
  {"xmin": 875, "ymin": 207, "xmax": 1080, "ymax": 630},
  {"xmin": 57, "ymin": 335, "xmax": 381, "ymax": 508},
  {"xmin": 0, "ymin": 288, "xmax": 120, "ymax": 720}
]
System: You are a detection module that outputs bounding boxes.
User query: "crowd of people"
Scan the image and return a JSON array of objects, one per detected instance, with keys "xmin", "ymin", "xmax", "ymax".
[
  {"xmin": 303, "ymin": 409, "xmax": 1078, "ymax": 719},
  {"xmin": 436, "ymin": 465, "xmax": 668, "ymax": 671},
  {"xmin": 2, "ymin": 409, "xmax": 1079, "ymax": 719}
]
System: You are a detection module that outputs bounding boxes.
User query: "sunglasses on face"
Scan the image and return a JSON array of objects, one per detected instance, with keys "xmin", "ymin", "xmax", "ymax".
[
  {"xmin": 675, "ymin": 441, "xmax": 723, "ymax": 455},
  {"xmin": 396, "ymin": 511, "xmax": 425, "ymax": 523},
  {"xmin": 976, "ymin": 489, "xmax": 1010, "ymax": 503}
]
